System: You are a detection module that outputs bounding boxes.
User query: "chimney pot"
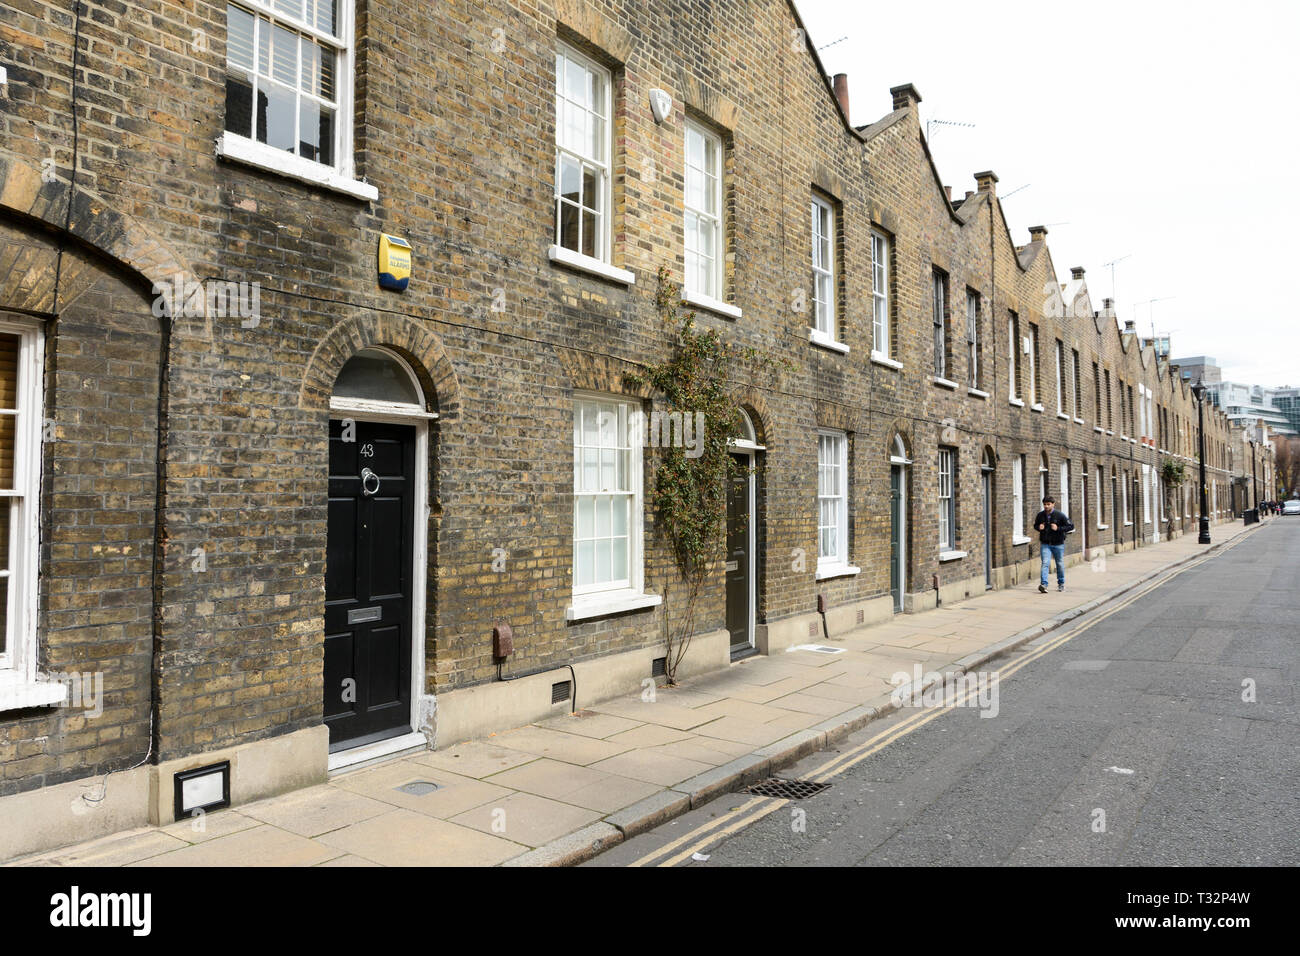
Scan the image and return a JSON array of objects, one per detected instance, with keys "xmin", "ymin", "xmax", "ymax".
[
  {"xmin": 889, "ymin": 83, "xmax": 922, "ymax": 112},
  {"xmin": 964, "ymin": 190, "xmax": 974, "ymax": 201},
  {"xmin": 1029, "ymin": 225, "xmax": 1048, "ymax": 243},
  {"xmin": 974, "ymin": 170, "xmax": 999, "ymax": 195},
  {"xmin": 1103, "ymin": 297, "xmax": 1115, "ymax": 310},
  {"xmin": 1124, "ymin": 320, "xmax": 1136, "ymax": 333},
  {"xmin": 832, "ymin": 73, "xmax": 850, "ymax": 122},
  {"xmin": 1071, "ymin": 266, "xmax": 1085, "ymax": 280}
]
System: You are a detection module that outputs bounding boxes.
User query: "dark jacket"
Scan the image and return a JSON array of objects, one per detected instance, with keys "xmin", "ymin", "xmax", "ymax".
[{"xmin": 1033, "ymin": 509, "xmax": 1074, "ymax": 546}]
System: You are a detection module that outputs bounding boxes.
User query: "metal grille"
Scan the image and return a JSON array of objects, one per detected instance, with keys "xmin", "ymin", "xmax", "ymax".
[
  {"xmin": 744, "ymin": 777, "xmax": 830, "ymax": 800},
  {"xmin": 651, "ymin": 657, "xmax": 667, "ymax": 678},
  {"xmin": 551, "ymin": 680, "xmax": 572, "ymax": 704}
]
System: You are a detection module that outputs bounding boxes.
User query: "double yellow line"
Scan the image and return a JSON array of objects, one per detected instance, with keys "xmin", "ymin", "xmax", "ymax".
[{"xmin": 629, "ymin": 537, "xmax": 1244, "ymax": 867}]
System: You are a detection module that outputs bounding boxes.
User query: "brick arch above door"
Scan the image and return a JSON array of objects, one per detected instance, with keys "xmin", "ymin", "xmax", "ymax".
[{"xmin": 298, "ymin": 314, "xmax": 460, "ymax": 421}]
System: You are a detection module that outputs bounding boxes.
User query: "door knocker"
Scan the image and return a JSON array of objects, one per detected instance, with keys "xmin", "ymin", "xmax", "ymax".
[{"xmin": 361, "ymin": 467, "xmax": 381, "ymax": 497}]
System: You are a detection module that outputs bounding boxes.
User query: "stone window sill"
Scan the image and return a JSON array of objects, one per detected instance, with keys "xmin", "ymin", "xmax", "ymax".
[
  {"xmin": 566, "ymin": 591, "xmax": 661, "ymax": 622},
  {"xmin": 968, "ymin": 387, "xmax": 989, "ymax": 399},
  {"xmin": 1057, "ymin": 412, "xmax": 1070, "ymax": 420},
  {"xmin": 815, "ymin": 563, "xmax": 860, "ymax": 581},
  {"xmin": 933, "ymin": 376, "xmax": 959, "ymax": 390},
  {"xmin": 0, "ymin": 673, "xmax": 70, "ymax": 713},
  {"xmin": 683, "ymin": 289, "xmax": 742, "ymax": 320},
  {"xmin": 1009, "ymin": 397, "xmax": 1025, "ymax": 408},
  {"xmin": 809, "ymin": 329, "xmax": 850, "ymax": 354},
  {"xmin": 1031, "ymin": 403, "xmax": 1045, "ymax": 413},
  {"xmin": 871, "ymin": 350, "xmax": 903, "ymax": 370},
  {"xmin": 939, "ymin": 550, "xmax": 967, "ymax": 562},
  {"xmin": 216, "ymin": 132, "xmax": 379, "ymax": 201},
  {"xmin": 1012, "ymin": 535, "xmax": 1033, "ymax": 546},
  {"xmin": 549, "ymin": 245, "xmax": 636, "ymax": 286}
]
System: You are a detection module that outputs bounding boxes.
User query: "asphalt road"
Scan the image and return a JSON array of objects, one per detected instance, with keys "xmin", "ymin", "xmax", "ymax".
[{"xmin": 590, "ymin": 522, "xmax": 1300, "ymax": 866}]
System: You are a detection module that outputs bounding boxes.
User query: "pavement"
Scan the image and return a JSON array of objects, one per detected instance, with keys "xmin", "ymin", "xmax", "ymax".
[{"xmin": 7, "ymin": 518, "xmax": 1269, "ymax": 867}]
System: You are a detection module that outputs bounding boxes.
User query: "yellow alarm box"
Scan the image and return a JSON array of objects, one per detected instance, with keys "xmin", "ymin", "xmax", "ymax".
[{"xmin": 378, "ymin": 234, "xmax": 411, "ymax": 291}]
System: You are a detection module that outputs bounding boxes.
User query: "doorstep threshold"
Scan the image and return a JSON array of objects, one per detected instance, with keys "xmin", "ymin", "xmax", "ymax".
[{"xmin": 328, "ymin": 730, "xmax": 428, "ymax": 774}]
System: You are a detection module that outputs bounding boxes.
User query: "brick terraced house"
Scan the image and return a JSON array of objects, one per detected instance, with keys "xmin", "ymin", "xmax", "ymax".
[{"xmin": 0, "ymin": 0, "xmax": 1259, "ymax": 857}]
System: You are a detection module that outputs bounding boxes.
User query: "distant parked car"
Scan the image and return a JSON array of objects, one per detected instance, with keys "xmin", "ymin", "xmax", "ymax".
[{"xmin": 1283, "ymin": 500, "xmax": 1300, "ymax": 516}]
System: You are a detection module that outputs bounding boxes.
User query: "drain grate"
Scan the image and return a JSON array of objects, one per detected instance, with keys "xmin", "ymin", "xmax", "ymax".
[
  {"xmin": 395, "ymin": 780, "xmax": 441, "ymax": 796},
  {"xmin": 744, "ymin": 777, "xmax": 830, "ymax": 800}
]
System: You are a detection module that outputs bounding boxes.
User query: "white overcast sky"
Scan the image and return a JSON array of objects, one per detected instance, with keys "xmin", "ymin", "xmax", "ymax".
[{"xmin": 795, "ymin": 0, "xmax": 1300, "ymax": 389}]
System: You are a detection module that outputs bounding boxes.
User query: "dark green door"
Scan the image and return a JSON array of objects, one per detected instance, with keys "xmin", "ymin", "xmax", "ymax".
[{"xmin": 890, "ymin": 466, "xmax": 904, "ymax": 612}]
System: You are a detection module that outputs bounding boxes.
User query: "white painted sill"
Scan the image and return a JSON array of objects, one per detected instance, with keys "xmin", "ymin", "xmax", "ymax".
[
  {"xmin": 1123, "ymin": 520, "xmax": 1134, "ymax": 527},
  {"xmin": 968, "ymin": 387, "xmax": 989, "ymax": 400},
  {"xmin": 216, "ymin": 132, "xmax": 378, "ymax": 201},
  {"xmin": 809, "ymin": 329, "xmax": 850, "ymax": 354},
  {"xmin": 566, "ymin": 591, "xmax": 662, "ymax": 622},
  {"xmin": 1106, "ymin": 430, "xmax": 1115, "ymax": 436},
  {"xmin": 0, "ymin": 673, "xmax": 70, "ymax": 712},
  {"xmin": 548, "ymin": 245, "xmax": 636, "ymax": 286},
  {"xmin": 1098, "ymin": 524, "xmax": 1110, "ymax": 530},
  {"xmin": 933, "ymin": 376, "xmax": 959, "ymax": 390},
  {"xmin": 1074, "ymin": 417, "xmax": 1086, "ymax": 425},
  {"xmin": 1009, "ymin": 397, "xmax": 1025, "ymax": 408},
  {"xmin": 939, "ymin": 550, "xmax": 968, "ymax": 562},
  {"xmin": 815, "ymin": 563, "xmax": 861, "ymax": 581},
  {"xmin": 1031, "ymin": 403, "xmax": 1045, "ymax": 413},
  {"xmin": 682, "ymin": 289, "xmax": 742, "ymax": 320},
  {"xmin": 1057, "ymin": 412, "xmax": 1070, "ymax": 420},
  {"xmin": 1095, "ymin": 426, "xmax": 1105, "ymax": 433},
  {"xmin": 1011, "ymin": 535, "xmax": 1033, "ymax": 546},
  {"xmin": 871, "ymin": 350, "xmax": 903, "ymax": 370}
]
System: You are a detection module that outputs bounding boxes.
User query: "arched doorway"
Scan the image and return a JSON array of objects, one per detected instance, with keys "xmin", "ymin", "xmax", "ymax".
[
  {"xmin": 325, "ymin": 348, "xmax": 435, "ymax": 760},
  {"xmin": 726, "ymin": 409, "xmax": 764, "ymax": 658},
  {"xmin": 889, "ymin": 435, "xmax": 911, "ymax": 612},
  {"xmin": 980, "ymin": 447, "xmax": 996, "ymax": 589}
]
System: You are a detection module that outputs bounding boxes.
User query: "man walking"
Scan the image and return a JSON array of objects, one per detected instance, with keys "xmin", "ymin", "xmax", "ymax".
[{"xmin": 1034, "ymin": 495, "xmax": 1074, "ymax": 593}]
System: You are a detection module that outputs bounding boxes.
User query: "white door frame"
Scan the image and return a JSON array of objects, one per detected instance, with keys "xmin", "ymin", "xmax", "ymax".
[
  {"xmin": 326, "ymin": 376, "xmax": 436, "ymax": 769},
  {"xmin": 890, "ymin": 445, "xmax": 911, "ymax": 612}
]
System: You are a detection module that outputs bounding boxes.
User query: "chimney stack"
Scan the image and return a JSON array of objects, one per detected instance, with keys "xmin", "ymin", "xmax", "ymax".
[
  {"xmin": 1071, "ymin": 266, "xmax": 1085, "ymax": 280},
  {"xmin": 944, "ymin": 185, "xmax": 952, "ymax": 201},
  {"xmin": 1123, "ymin": 320, "xmax": 1136, "ymax": 334},
  {"xmin": 964, "ymin": 190, "xmax": 974, "ymax": 202},
  {"xmin": 890, "ymin": 83, "xmax": 922, "ymax": 112},
  {"xmin": 832, "ymin": 74, "xmax": 850, "ymax": 122},
  {"xmin": 974, "ymin": 170, "xmax": 998, "ymax": 195},
  {"xmin": 1029, "ymin": 225, "xmax": 1048, "ymax": 243},
  {"xmin": 1103, "ymin": 297, "xmax": 1115, "ymax": 312}
]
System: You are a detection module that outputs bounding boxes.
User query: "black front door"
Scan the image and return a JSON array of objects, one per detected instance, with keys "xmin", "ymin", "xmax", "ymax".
[
  {"xmin": 890, "ymin": 466, "xmax": 905, "ymax": 611},
  {"xmin": 981, "ymin": 470, "xmax": 993, "ymax": 589},
  {"xmin": 325, "ymin": 419, "xmax": 416, "ymax": 751},
  {"xmin": 725, "ymin": 453, "xmax": 752, "ymax": 654}
]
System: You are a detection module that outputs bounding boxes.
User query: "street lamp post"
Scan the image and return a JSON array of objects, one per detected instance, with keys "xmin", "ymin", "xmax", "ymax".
[{"xmin": 1192, "ymin": 378, "xmax": 1211, "ymax": 544}]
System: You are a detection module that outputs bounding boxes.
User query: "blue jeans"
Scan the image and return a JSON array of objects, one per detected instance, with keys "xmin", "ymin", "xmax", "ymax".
[{"xmin": 1040, "ymin": 544, "xmax": 1065, "ymax": 587}]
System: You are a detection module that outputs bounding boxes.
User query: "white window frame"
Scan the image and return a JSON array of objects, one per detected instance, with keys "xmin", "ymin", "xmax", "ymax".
[
  {"xmin": 932, "ymin": 270, "xmax": 947, "ymax": 379},
  {"xmin": 1122, "ymin": 473, "xmax": 1132, "ymax": 525},
  {"xmin": 1012, "ymin": 455, "xmax": 1029, "ymax": 543},
  {"xmin": 1096, "ymin": 465, "xmax": 1107, "ymax": 528},
  {"xmin": 966, "ymin": 290, "xmax": 979, "ymax": 387},
  {"xmin": 1008, "ymin": 315, "xmax": 1020, "ymax": 402},
  {"xmin": 1142, "ymin": 462, "xmax": 1152, "ymax": 524},
  {"xmin": 0, "ymin": 320, "xmax": 61, "ymax": 711},
  {"xmin": 816, "ymin": 430, "xmax": 853, "ymax": 575},
  {"xmin": 1027, "ymin": 323, "xmax": 1039, "ymax": 407},
  {"xmin": 1059, "ymin": 460, "xmax": 1071, "ymax": 520},
  {"xmin": 568, "ymin": 393, "xmax": 659, "ymax": 621},
  {"xmin": 554, "ymin": 42, "xmax": 613, "ymax": 267},
  {"xmin": 217, "ymin": 1, "xmax": 376, "ymax": 200},
  {"xmin": 1072, "ymin": 349, "xmax": 1083, "ymax": 421},
  {"xmin": 938, "ymin": 447, "xmax": 956, "ymax": 551},
  {"xmin": 684, "ymin": 120, "xmax": 723, "ymax": 302},
  {"xmin": 810, "ymin": 196, "xmax": 836, "ymax": 341},
  {"xmin": 1039, "ymin": 453, "xmax": 1049, "ymax": 506},
  {"xmin": 1055, "ymin": 340, "xmax": 1065, "ymax": 415},
  {"xmin": 871, "ymin": 230, "xmax": 890, "ymax": 358}
]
